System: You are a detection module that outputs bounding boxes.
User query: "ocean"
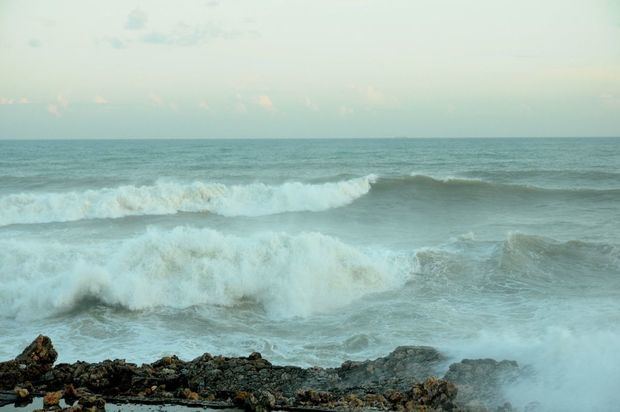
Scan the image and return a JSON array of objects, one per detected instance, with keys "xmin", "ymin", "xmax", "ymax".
[{"xmin": 0, "ymin": 138, "xmax": 618, "ymax": 410}]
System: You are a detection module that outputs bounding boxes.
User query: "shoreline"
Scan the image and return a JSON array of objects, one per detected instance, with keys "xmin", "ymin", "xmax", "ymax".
[{"xmin": 0, "ymin": 336, "xmax": 523, "ymax": 411}]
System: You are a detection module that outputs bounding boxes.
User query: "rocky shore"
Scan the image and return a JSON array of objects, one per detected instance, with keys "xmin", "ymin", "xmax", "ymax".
[{"xmin": 0, "ymin": 336, "xmax": 523, "ymax": 412}]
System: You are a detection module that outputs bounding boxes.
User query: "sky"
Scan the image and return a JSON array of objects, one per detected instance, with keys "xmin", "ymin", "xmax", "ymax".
[{"xmin": 0, "ymin": 0, "xmax": 619, "ymax": 139}]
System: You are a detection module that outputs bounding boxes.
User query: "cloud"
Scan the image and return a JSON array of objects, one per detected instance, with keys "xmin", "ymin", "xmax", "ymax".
[
  {"xmin": 102, "ymin": 36, "xmax": 127, "ymax": 49},
  {"xmin": 0, "ymin": 97, "xmax": 30, "ymax": 105},
  {"xmin": 351, "ymin": 85, "xmax": 398, "ymax": 108},
  {"xmin": 601, "ymin": 93, "xmax": 620, "ymax": 110},
  {"xmin": 257, "ymin": 95, "xmax": 275, "ymax": 111},
  {"xmin": 47, "ymin": 104, "xmax": 61, "ymax": 117},
  {"xmin": 148, "ymin": 93, "xmax": 164, "ymax": 107},
  {"xmin": 148, "ymin": 93, "xmax": 178, "ymax": 110},
  {"xmin": 141, "ymin": 22, "xmax": 257, "ymax": 46},
  {"xmin": 57, "ymin": 94, "xmax": 69, "ymax": 108},
  {"xmin": 233, "ymin": 94, "xmax": 248, "ymax": 114},
  {"xmin": 198, "ymin": 100, "xmax": 210, "ymax": 110},
  {"xmin": 304, "ymin": 97, "xmax": 319, "ymax": 111},
  {"xmin": 94, "ymin": 95, "xmax": 109, "ymax": 104},
  {"xmin": 47, "ymin": 94, "xmax": 69, "ymax": 117},
  {"xmin": 125, "ymin": 8, "xmax": 147, "ymax": 30},
  {"xmin": 357, "ymin": 85, "xmax": 386, "ymax": 106},
  {"xmin": 28, "ymin": 38, "xmax": 41, "ymax": 48},
  {"xmin": 338, "ymin": 106, "xmax": 354, "ymax": 117}
]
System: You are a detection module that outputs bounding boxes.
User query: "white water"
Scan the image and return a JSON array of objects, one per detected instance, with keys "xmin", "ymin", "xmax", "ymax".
[
  {"xmin": 0, "ymin": 174, "xmax": 376, "ymax": 226},
  {"xmin": 0, "ymin": 226, "xmax": 406, "ymax": 319}
]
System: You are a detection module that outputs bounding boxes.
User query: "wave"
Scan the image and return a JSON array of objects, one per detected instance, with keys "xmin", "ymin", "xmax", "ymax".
[
  {"xmin": 402, "ymin": 174, "xmax": 620, "ymax": 195},
  {"xmin": 0, "ymin": 175, "xmax": 377, "ymax": 226},
  {"xmin": 0, "ymin": 227, "xmax": 407, "ymax": 319},
  {"xmin": 413, "ymin": 233, "xmax": 620, "ymax": 289}
]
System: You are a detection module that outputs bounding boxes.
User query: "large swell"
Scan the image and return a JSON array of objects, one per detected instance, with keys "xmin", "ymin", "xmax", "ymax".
[{"xmin": 0, "ymin": 174, "xmax": 376, "ymax": 226}]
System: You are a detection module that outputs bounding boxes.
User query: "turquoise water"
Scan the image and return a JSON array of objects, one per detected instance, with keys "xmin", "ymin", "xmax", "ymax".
[{"xmin": 0, "ymin": 138, "xmax": 619, "ymax": 410}]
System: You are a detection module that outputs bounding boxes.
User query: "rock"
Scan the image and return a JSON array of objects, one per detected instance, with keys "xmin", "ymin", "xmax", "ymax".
[
  {"xmin": 0, "ymin": 335, "xmax": 525, "ymax": 411},
  {"xmin": 43, "ymin": 390, "xmax": 63, "ymax": 407},
  {"xmin": 63, "ymin": 384, "xmax": 79, "ymax": 400},
  {"xmin": 444, "ymin": 358, "xmax": 521, "ymax": 408},
  {"xmin": 14, "ymin": 386, "xmax": 31, "ymax": 400},
  {"xmin": 78, "ymin": 394, "xmax": 106, "ymax": 411},
  {"xmin": 337, "ymin": 345, "xmax": 445, "ymax": 389},
  {"xmin": 16, "ymin": 335, "xmax": 58, "ymax": 366},
  {"xmin": 0, "ymin": 392, "xmax": 18, "ymax": 407},
  {"xmin": 0, "ymin": 336, "xmax": 57, "ymax": 389},
  {"xmin": 248, "ymin": 352, "xmax": 262, "ymax": 361}
]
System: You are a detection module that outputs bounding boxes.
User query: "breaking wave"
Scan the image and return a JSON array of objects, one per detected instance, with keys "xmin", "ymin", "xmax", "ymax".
[
  {"xmin": 0, "ymin": 175, "xmax": 377, "ymax": 226},
  {"xmin": 0, "ymin": 227, "xmax": 407, "ymax": 319}
]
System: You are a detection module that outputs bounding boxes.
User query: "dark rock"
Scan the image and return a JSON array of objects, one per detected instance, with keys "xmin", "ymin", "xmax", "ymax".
[
  {"xmin": 444, "ymin": 358, "xmax": 521, "ymax": 408},
  {"xmin": 0, "ymin": 335, "xmax": 57, "ymax": 389},
  {"xmin": 1, "ymin": 336, "xmax": 527, "ymax": 411},
  {"xmin": 16, "ymin": 335, "xmax": 58, "ymax": 366},
  {"xmin": 338, "ymin": 345, "xmax": 445, "ymax": 389},
  {"xmin": 78, "ymin": 394, "xmax": 106, "ymax": 411}
]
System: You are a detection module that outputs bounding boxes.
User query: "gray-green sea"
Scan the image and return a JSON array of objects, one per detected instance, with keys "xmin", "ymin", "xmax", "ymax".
[{"xmin": 1, "ymin": 138, "xmax": 619, "ymax": 410}]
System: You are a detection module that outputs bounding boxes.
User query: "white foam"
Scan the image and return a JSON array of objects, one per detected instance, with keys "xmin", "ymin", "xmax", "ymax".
[
  {"xmin": 0, "ymin": 226, "xmax": 406, "ymax": 319},
  {"xmin": 0, "ymin": 175, "xmax": 377, "ymax": 226}
]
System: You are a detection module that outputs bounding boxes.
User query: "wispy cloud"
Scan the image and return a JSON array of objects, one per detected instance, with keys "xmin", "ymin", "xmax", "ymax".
[
  {"xmin": 125, "ymin": 8, "xmax": 148, "ymax": 30},
  {"xmin": 148, "ymin": 93, "xmax": 178, "ymax": 110},
  {"xmin": 94, "ymin": 95, "xmax": 109, "ymax": 104},
  {"xmin": 601, "ymin": 93, "xmax": 620, "ymax": 109},
  {"xmin": 1, "ymin": 97, "xmax": 31, "ymax": 105},
  {"xmin": 304, "ymin": 97, "xmax": 319, "ymax": 111},
  {"xmin": 257, "ymin": 95, "xmax": 275, "ymax": 112},
  {"xmin": 47, "ymin": 104, "xmax": 61, "ymax": 117},
  {"xmin": 141, "ymin": 22, "xmax": 258, "ymax": 46},
  {"xmin": 28, "ymin": 38, "xmax": 41, "ymax": 48},
  {"xmin": 198, "ymin": 100, "xmax": 210, "ymax": 110},
  {"xmin": 102, "ymin": 36, "xmax": 127, "ymax": 49},
  {"xmin": 47, "ymin": 94, "xmax": 69, "ymax": 117},
  {"xmin": 338, "ymin": 106, "xmax": 354, "ymax": 117},
  {"xmin": 233, "ymin": 94, "xmax": 248, "ymax": 114},
  {"xmin": 148, "ymin": 93, "xmax": 164, "ymax": 107}
]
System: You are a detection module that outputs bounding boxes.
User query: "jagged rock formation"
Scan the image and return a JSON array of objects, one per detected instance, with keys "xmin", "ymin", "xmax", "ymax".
[{"xmin": 0, "ymin": 336, "xmax": 522, "ymax": 411}]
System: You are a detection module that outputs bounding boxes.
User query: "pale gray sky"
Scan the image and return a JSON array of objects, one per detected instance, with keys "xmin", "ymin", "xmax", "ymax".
[{"xmin": 1, "ymin": 0, "xmax": 619, "ymax": 138}]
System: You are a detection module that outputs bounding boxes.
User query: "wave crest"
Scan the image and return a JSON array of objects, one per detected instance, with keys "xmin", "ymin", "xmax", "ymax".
[{"xmin": 0, "ymin": 175, "xmax": 377, "ymax": 226}]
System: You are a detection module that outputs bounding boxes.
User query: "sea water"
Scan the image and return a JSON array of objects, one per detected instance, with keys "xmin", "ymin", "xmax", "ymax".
[{"xmin": 0, "ymin": 138, "xmax": 618, "ymax": 410}]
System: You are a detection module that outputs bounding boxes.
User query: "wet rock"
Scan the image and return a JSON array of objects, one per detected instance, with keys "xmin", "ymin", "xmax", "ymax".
[
  {"xmin": 2, "ymin": 336, "xmax": 527, "ymax": 411},
  {"xmin": 0, "ymin": 392, "xmax": 19, "ymax": 407},
  {"xmin": 444, "ymin": 358, "xmax": 521, "ymax": 408},
  {"xmin": 338, "ymin": 346, "xmax": 445, "ymax": 389}
]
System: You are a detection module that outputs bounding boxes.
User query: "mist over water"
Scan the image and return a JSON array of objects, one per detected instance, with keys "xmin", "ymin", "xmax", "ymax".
[{"xmin": 1, "ymin": 138, "xmax": 618, "ymax": 411}]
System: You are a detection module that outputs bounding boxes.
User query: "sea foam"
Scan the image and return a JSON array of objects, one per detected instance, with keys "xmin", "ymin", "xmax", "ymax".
[
  {"xmin": 0, "ymin": 175, "xmax": 377, "ymax": 226},
  {"xmin": 0, "ymin": 227, "xmax": 406, "ymax": 319}
]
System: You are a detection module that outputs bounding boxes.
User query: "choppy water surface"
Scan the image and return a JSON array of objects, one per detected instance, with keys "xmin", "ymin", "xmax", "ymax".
[{"xmin": 1, "ymin": 138, "xmax": 619, "ymax": 411}]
